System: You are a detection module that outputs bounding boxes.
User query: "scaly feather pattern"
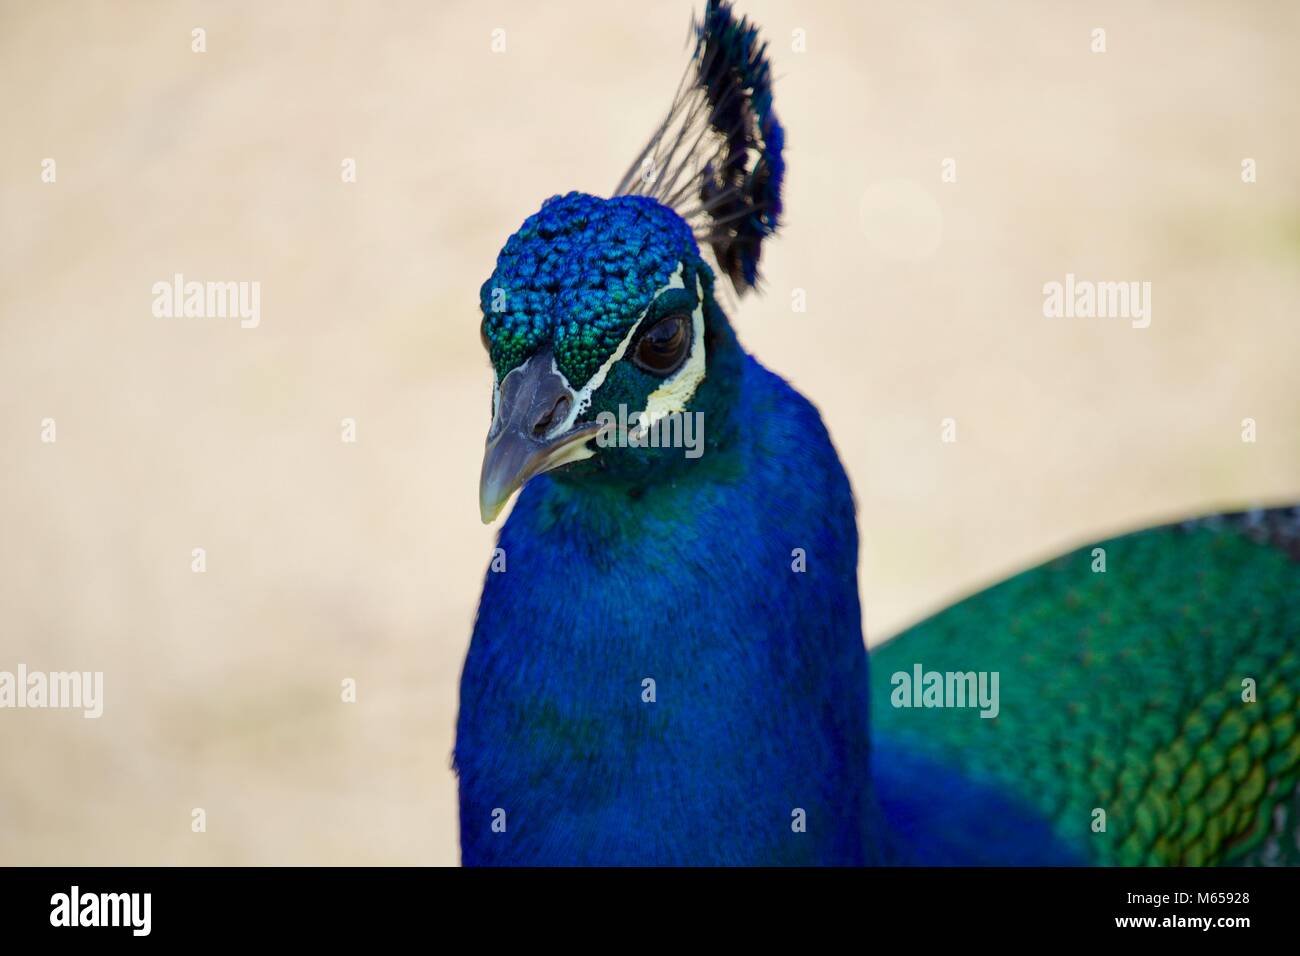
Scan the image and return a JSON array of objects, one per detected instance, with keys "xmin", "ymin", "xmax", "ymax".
[{"xmin": 870, "ymin": 508, "xmax": 1300, "ymax": 866}]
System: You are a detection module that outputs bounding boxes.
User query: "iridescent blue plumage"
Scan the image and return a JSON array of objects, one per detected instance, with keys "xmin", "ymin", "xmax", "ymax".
[
  {"xmin": 458, "ymin": 333, "xmax": 883, "ymax": 864},
  {"xmin": 455, "ymin": 1, "xmax": 873, "ymax": 857}
]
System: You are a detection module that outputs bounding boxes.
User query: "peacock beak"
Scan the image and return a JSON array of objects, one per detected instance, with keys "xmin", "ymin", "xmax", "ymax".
[{"xmin": 479, "ymin": 350, "xmax": 601, "ymax": 523}]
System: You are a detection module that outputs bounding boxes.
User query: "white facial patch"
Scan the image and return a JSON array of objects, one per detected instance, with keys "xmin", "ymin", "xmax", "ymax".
[
  {"xmin": 543, "ymin": 263, "xmax": 693, "ymax": 441},
  {"xmin": 638, "ymin": 274, "xmax": 707, "ymax": 430}
]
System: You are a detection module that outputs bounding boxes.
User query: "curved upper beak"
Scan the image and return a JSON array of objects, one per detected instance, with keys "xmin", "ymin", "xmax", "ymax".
[{"xmin": 479, "ymin": 350, "xmax": 600, "ymax": 523}]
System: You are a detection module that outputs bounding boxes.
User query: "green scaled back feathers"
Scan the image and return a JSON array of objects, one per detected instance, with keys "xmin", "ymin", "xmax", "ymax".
[{"xmin": 870, "ymin": 509, "xmax": 1300, "ymax": 866}]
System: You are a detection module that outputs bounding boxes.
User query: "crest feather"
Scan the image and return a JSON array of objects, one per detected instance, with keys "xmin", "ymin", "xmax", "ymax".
[{"xmin": 613, "ymin": 0, "xmax": 785, "ymax": 295}]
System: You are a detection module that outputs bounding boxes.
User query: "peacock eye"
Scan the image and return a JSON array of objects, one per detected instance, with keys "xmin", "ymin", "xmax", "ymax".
[{"xmin": 632, "ymin": 314, "xmax": 690, "ymax": 375}]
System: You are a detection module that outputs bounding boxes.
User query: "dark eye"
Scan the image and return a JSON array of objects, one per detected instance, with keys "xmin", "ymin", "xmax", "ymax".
[{"xmin": 632, "ymin": 314, "xmax": 690, "ymax": 375}]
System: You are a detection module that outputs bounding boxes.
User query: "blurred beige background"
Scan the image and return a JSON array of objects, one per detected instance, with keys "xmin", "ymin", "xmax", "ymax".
[{"xmin": 1, "ymin": 0, "xmax": 1296, "ymax": 864}]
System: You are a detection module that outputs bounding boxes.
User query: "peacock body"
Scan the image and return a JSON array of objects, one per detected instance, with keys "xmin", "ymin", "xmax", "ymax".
[{"xmin": 453, "ymin": 0, "xmax": 1299, "ymax": 866}]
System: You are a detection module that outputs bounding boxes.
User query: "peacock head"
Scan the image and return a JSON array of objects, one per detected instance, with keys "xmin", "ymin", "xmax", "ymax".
[
  {"xmin": 477, "ymin": 194, "xmax": 724, "ymax": 522},
  {"xmin": 475, "ymin": 0, "xmax": 784, "ymax": 522}
]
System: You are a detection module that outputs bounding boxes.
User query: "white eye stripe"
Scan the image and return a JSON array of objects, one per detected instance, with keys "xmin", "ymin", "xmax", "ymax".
[{"xmin": 544, "ymin": 263, "xmax": 689, "ymax": 438}]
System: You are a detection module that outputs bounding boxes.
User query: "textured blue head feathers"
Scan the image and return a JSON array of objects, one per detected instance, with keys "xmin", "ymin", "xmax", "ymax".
[{"xmin": 479, "ymin": 193, "xmax": 699, "ymax": 387}]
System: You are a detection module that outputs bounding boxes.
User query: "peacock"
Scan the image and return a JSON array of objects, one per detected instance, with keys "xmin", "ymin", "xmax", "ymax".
[{"xmin": 454, "ymin": 0, "xmax": 1300, "ymax": 866}]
